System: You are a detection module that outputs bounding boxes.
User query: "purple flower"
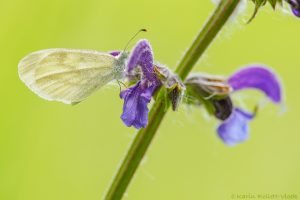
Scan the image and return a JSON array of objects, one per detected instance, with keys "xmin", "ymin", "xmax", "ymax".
[
  {"xmin": 287, "ymin": 0, "xmax": 300, "ymax": 17},
  {"xmin": 292, "ymin": 7, "xmax": 300, "ymax": 17},
  {"xmin": 217, "ymin": 65, "xmax": 282, "ymax": 146},
  {"xmin": 120, "ymin": 39, "xmax": 161, "ymax": 129}
]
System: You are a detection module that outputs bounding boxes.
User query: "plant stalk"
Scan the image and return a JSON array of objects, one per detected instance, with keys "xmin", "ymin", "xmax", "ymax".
[{"xmin": 104, "ymin": 1, "xmax": 241, "ymax": 199}]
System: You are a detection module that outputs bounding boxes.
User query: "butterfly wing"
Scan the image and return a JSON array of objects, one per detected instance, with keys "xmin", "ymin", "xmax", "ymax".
[{"xmin": 18, "ymin": 48, "xmax": 118, "ymax": 104}]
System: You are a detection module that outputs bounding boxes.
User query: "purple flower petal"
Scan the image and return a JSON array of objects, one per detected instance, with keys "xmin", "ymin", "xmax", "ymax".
[
  {"xmin": 217, "ymin": 108, "xmax": 254, "ymax": 146},
  {"xmin": 292, "ymin": 7, "xmax": 300, "ymax": 17},
  {"xmin": 120, "ymin": 81, "xmax": 158, "ymax": 129},
  {"xmin": 228, "ymin": 66, "xmax": 282, "ymax": 104},
  {"xmin": 109, "ymin": 51, "xmax": 121, "ymax": 57},
  {"xmin": 126, "ymin": 39, "xmax": 156, "ymax": 81},
  {"xmin": 288, "ymin": 0, "xmax": 300, "ymax": 17}
]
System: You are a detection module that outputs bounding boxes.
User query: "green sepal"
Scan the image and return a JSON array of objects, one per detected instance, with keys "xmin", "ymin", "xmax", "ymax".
[
  {"xmin": 248, "ymin": 0, "xmax": 283, "ymax": 22},
  {"xmin": 184, "ymin": 84, "xmax": 216, "ymax": 116}
]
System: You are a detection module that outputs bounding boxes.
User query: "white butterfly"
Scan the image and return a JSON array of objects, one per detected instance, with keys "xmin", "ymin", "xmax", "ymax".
[{"xmin": 18, "ymin": 48, "xmax": 129, "ymax": 104}]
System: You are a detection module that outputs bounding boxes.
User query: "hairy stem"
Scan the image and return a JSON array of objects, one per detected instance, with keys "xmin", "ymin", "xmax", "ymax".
[{"xmin": 104, "ymin": 1, "xmax": 240, "ymax": 199}]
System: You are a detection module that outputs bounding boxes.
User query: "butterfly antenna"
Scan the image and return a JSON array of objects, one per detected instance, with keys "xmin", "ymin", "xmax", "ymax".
[{"xmin": 123, "ymin": 29, "xmax": 147, "ymax": 52}]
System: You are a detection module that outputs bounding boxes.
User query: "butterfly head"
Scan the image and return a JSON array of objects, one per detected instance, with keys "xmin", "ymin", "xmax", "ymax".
[{"xmin": 114, "ymin": 29, "xmax": 147, "ymax": 80}]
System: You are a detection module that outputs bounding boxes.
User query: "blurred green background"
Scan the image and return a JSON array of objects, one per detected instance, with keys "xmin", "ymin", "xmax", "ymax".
[{"xmin": 1, "ymin": 0, "xmax": 299, "ymax": 199}]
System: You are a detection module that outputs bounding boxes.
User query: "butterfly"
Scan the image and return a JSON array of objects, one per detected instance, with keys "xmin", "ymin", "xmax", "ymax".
[
  {"xmin": 18, "ymin": 29, "xmax": 146, "ymax": 105},
  {"xmin": 18, "ymin": 48, "xmax": 129, "ymax": 104}
]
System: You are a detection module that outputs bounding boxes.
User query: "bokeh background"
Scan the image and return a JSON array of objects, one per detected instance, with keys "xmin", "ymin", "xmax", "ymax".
[{"xmin": 1, "ymin": 0, "xmax": 299, "ymax": 199}]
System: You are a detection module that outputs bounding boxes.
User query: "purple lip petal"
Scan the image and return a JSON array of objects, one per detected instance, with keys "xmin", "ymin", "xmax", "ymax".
[
  {"xmin": 217, "ymin": 108, "xmax": 254, "ymax": 146},
  {"xmin": 126, "ymin": 39, "xmax": 156, "ymax": 81},
  {"xmin": 228, "ymin": 65, "xmax": 282, "ymax": 104},
  {"xmin": 120, "ymin": 81, "xmax": 158, "ymax": 129},
  {"xmin": 109, "ymin": 51, "xmax": 121, "ymax": 57}
]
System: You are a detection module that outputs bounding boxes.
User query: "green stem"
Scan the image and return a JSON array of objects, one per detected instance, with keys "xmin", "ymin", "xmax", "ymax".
[{"xmin": 104, "ymin": 1, "xmax": 240, "ymax": 199}]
